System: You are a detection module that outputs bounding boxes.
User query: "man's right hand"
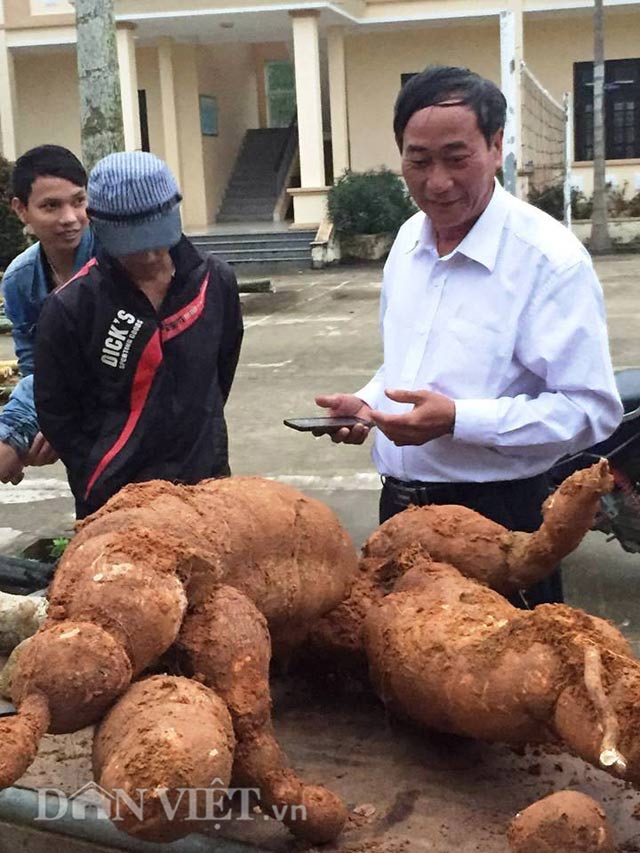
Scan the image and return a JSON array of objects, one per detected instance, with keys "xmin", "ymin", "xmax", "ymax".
[
  {"xmin": 314, "ymin": 394, "xmax": 373, "ymax": 445},
  {"xmin": 0, "ymin": 442, "xmax": 25, "ymax": 485}
]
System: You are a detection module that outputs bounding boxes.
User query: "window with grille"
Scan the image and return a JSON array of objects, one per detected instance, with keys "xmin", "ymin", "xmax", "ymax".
[
  {"xmin": 265, "ymin": 61, "xmax": 296, "ymax": 129},
  {"xmin": 574, "ymin": 58, "xmax": 640, "ymax": 161}
]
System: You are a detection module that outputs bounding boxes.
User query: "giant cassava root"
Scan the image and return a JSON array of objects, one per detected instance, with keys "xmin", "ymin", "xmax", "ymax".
[
  {"xmin": 93, "ymin": 675, "xmax": 236, "ymax": 842},
  {"xmin": 311, "ymin": 459, "xmax": 614, "ymax": 662},
  {"xmin": 363, "ymin": 547, "xmax": 640, "ymax": 786},
  {"xmin": 0, "ymin": 476, "xmax": 357, "ymax": 843}
]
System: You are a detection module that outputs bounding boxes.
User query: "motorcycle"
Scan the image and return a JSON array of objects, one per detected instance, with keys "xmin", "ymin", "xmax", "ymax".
[{"xmin": 549, "ymin": 368, "xmax": 640, "ymax": 553}]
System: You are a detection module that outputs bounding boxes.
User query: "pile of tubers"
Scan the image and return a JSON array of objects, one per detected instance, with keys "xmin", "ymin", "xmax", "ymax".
[
  {"xmin": 0, "ymin": 477, "xmax": 358, "ymax": 843},
  {"xmin": 0, "ymin": 458, "xmax": 636, "ymax": 845}
]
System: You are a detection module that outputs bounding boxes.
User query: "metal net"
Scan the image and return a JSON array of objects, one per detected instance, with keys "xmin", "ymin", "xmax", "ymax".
[{"xmin": 520, "ymin": 63, "xmax": 567, "ymax": 190}]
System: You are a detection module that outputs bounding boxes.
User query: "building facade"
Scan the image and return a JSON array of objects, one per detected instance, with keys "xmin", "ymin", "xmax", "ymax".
[{"xmin": 0, "ymin": 0, "xmax": 638, "ymax": 229}]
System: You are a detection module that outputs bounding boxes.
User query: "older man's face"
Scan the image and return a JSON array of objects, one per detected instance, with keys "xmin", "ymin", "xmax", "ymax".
[{"xmin": 401, "ymin": 103, "xmax": 502, "ymax": 236}]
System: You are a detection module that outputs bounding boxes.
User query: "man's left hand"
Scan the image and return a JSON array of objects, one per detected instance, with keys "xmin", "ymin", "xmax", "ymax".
[
  {"xmin": 0, "ymin": 442, "xmax": 25, "ymax": 484},
  {"xmin": 370, "ymin": 389, "xmax": 456, "ymax": 446},
  {"xmin": 25, "ymin": 432, "xmax": 59, "ymax": 467}
]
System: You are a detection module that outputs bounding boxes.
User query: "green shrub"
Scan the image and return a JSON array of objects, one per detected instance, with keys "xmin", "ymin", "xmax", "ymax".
[
  {"xmin": 606, "ymin": 182, "xmax": 629, "ymax": 217},
  {"xmin": 328, "ymin": 169, "xmax": 417, "ymax": 237},
  {"xmin": 0, "ymin": 155, "xmax": 28, "ymax": 270},
  {"xmin": 527, "ymin": 182, "xmax": 593, "ymax": 222},
  {"xmin": 627, "ymin": 192, "xmax": 640, "ymax": 218},
  {"xmin": 573, "ymin": 192, "xmax": 593, "ymax": 220}
]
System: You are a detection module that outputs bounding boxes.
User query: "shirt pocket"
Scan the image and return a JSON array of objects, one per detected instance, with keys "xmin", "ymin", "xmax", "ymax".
[{"xmin": 439, "ymin": 316, "xmax": 508, "ymax": 396}]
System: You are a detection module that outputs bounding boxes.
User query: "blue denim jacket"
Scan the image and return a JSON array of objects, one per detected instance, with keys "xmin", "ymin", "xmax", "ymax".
[
  {"xmin": 0, "ymin": 375, "xmax": 39, "ymax": 454},
  {"xmin": 0, "ymin": 228, "xmax": 95, "ymax": 453}
]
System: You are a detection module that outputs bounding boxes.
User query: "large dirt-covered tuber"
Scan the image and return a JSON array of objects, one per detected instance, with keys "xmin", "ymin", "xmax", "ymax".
[
  {"xmin": 0, "ymin": 476, "xmax": 356, "ymax": 843},
  {"xmin": 93, "ymin": 675, "xmax": 235, "ymax": 841},
  {"xmin": 364, "ymin": 547, "xmax": 640, "ymax": 786},
  {"xmin": 178, "ymin": 585, "xmax": 347, "ymax": 843},
  {"xmin": 311, "ymin": 460, "xmax": 614, "ymax": 662}
]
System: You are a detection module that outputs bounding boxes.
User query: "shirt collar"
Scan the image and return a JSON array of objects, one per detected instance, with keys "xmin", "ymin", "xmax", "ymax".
[{"xmin": 416, "ymin": 178, "xmax": 509, "ymax": 271}]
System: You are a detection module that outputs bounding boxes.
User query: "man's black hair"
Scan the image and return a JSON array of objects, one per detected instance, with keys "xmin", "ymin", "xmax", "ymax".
[
  {"xmin": 11, "ymin": 144, "xmax": 87, "ymax": 204},
  {"xmin": 393, "ymin": 65, "xmax": 507, "ymax": 150}
]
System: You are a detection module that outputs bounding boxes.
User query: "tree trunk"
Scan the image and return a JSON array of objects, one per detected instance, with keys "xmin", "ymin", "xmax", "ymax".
[
  {"xmin": 590, "ymin": 0, "xmax": 611, "ymax": 252},
  {"xmin": 75, "ymin": 0, "xmax": 124, "ymax": 171}
]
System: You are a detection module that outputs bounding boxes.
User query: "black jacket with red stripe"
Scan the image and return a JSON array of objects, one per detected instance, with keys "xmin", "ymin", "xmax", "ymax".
[{"xmin": 34, "ymin": 236, "xmax": 243, "ymax": 518}]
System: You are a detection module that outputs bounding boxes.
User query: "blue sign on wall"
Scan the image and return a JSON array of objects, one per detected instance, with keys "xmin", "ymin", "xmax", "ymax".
[{"xmin": 199, "ymin": 95, "xmax": 219, "ymax": 136}]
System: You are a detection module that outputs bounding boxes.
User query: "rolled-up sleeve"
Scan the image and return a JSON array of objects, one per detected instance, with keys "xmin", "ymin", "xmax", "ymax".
[{"xmin": 0, "ymin": 375, "xmax": 39, "ymax": 455}]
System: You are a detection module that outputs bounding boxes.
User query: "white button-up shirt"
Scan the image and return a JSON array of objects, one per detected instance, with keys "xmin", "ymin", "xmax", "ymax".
[{"xmin": 357, "ymin": 181, "xmax": 623, "ymax": 483}]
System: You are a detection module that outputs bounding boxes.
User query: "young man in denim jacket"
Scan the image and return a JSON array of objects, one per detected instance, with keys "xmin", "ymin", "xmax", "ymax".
[{"xmin": 0, "ymin": 145, "xmax": 94, "ymax": 484}]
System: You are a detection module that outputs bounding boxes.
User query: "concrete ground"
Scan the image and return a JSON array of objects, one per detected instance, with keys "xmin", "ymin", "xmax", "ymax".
[{"xmin": 1, "ymin": 254, "xmax": 640, "ymax": 852}]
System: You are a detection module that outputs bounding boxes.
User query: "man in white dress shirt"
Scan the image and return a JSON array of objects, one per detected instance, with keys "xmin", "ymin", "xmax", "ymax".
[{"xmin": 315, "ymin": 65, "xmax": 622, "ymax": 606}]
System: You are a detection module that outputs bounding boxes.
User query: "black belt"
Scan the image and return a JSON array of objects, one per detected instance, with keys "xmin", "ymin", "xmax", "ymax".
[
  {"xmin": 382, "ymin": 476, "xmax": 465, "ymax": 507},
  {"xmin": 381, "ymin": 474, "xmax": 542, "ymax": 509}
]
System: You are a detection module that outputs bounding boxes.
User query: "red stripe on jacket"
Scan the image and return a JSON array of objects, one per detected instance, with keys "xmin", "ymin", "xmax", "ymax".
[
  {"xmin": 84, "ymin": 330, "xmax": 163, "ymax": 499},
  {"xmin": 161, "ymin": 273, "xmax": 209, "ymax": 342},
  {"xmin": 55, "ymin": 257, "xmax": 98, "ymax": 293}
]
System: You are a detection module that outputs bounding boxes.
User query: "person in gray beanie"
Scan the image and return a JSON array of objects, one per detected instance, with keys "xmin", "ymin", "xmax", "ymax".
[{"xmin": 34, "ymin": 151, "xmax": 243, "ymax": 518}]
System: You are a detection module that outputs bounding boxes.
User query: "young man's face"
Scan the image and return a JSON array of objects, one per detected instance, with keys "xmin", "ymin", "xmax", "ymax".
[
  {"xmin": 401, "ymin": 103, "xmax": 502, "ymax": 235},
  {"xmin": 12, "ymin": 176, "xmax": 88, "ymax": 253}
]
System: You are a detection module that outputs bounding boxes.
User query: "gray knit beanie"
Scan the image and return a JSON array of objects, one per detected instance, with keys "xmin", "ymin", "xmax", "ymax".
[{"xmin": 88, "ymin": 151, "xmax": 182, "ymax": 257}]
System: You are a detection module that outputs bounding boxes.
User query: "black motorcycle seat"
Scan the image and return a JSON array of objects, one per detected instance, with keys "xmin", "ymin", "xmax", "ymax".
[{"xmin": 615, "ymin": 368, "xmax": 640, "ymax": 414}]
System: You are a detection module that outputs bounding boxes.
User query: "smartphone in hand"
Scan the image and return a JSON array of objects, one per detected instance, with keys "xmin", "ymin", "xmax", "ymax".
[{"xmin": 283, "ymin": 416, "xmax": 372, "ymax": 435}]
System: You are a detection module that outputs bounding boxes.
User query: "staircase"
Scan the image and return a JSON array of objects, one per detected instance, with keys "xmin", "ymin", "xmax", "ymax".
[
  {"xmin": 217, "ymin": 127, "xmax": 296, "ymax": 223},
  {"xmin": 191, "ymin": 229, "xmax": 316, "ymax": 273}
]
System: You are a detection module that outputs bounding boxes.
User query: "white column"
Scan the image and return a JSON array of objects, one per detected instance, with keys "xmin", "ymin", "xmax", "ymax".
[
  {"xmin": 157, "ymin": 37, "xmax": 181, "ymax": 184},
  {"xmin": 0, "ymin": 31, "xmax": 17, "ymax": 162},
  {"xmin": 327, "ymin": 26, "xmax": 349, "ymax": 180},
  {"xmin": 116, "ymin": 23, "xmax": 141, "ymax": 151},
  {"xmin": 291, "ymin": 11, "xmax": 325, "ymax": 188},
  {"xmin": 500, "ymin": 1, "xmax": 523, "ymax": 197},
  {"xmin": 172, "ymin": 43, "xmax": 208, "ymax": 229}
]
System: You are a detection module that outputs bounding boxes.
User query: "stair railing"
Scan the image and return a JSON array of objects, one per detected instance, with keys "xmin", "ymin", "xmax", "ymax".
[{"xmin": 274, "ymin": 117, "xmax": 298, "ymax": 195}]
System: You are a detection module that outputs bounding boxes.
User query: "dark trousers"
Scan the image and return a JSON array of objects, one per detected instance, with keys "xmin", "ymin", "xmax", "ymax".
[{"xmin": 379, "ymin": 473, "xmax": 563, "ymax": 608}]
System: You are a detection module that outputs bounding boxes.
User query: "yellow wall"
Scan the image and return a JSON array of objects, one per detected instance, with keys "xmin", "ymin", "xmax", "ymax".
[
  {"xmin": 197, "ymin": 42, "xmax": 258, "ymax": 221},
  {"xmin": 4, "ymin": 0, "xmax": 73, "ymax": 29},
  {"xmin": 10, "ymin": 38, "xmax": 260, "ymax": 228},
  {"xmin": 345, "ymin": 11, "xmax": 640, "ymax": 197},
  {"xmin": 524, "ymin": 11, "xmax": 640, "ymax": 103},
  {"xmin": 136, "ymin": 46, "xmax": 165, "ymax": 161},
  {"xmin": 173, "ymin": 43, "xmax": 208, "ymax": 228},
  {"xmin": 525, "ymin": 10, "xmax": 640, "ymax": 198},
  {"xmin": 14, "ymin": 48, "xmax": 81, "ymax": 156},
  {"xmin": 8, "ymin": 5, "xmax": 640, "ymax": 215},
  {"xmin": 346, "ymin": 20, "xmax": 500, "ymax": 172},
  {"xmin": 572, "ymin": 163, "xmax": 640, "ymax": 200},
  {"xmin": 29, "ymin": 0, "xmax": 73, "ymax": 16}
]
